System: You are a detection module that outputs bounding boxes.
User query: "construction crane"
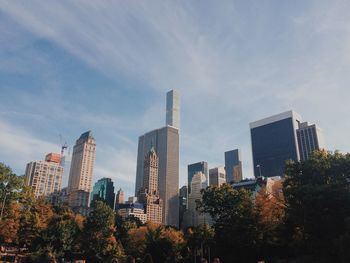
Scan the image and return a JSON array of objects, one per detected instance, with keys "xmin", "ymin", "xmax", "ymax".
[{"xmin": 59, "ymin": 134, "xmax": 69, "ymax": 156}]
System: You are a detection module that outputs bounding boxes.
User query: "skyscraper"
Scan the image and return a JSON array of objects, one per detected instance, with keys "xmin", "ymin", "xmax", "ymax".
[
  {"xmin": 182, "ymin": 172, "xmax": 211, "ymax": 228},
  {"xmin": 225, "ymin": 149, "xmax": 243, "ymax": 183},
  {"xmin": 68, "ymin": 131, "xmax": 96, "ymax": 211},
  {"xmin": 166, "ymin": 90, "xmax": 180, "ymax": 129},
  {"xmin": 297, "ymin": 122, "xmax": 326, "ymax": 161},
  {"xmin": 209, "ymin": 166, "xmax": 226, "ymax": 187},
  {"xmin": 179, "ymin": 185, "xmax": 188, "ymax": 229},
  {"xmin": 135, "ymin": 90, "xmax": 180, "ymax": 227},
  {"xmin": 91, "ymin": 178, "xmax": 115, "ymax": 209},
  {"xmin": 138, "ymin": 148, "xmax": 163, "ymax": 224},
  {"xmin": 187, "ymin": 161, "xmax": 208, "ymax": 194},
  {"xmin": 25, "ymin": 153, "xmax": 63, "ymax": 197},
  {"xmin": 115, "ymin": 188, "xmax": 125, "ymax": 210},
  {"xmin": 250, "ymin": 110, "xmax": 302, "ymax": 178}
]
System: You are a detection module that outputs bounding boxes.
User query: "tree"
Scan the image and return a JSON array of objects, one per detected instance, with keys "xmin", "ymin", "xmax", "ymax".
[
  {"xmin": 82, "ymin": 201, "xmax": 124, "ymax": 262},
  {"xmin": 283, "ymin": 150, "xmax": 350, "ymax": 261},
  {"xmin": 197, "ymin": 184, "xmax": 260, "ymax": 263}
]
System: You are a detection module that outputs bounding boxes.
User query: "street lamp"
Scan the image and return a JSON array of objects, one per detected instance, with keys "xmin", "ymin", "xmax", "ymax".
[{"xmin": 0, "ymin": 181, "xmax": 9, "ymax": 222}]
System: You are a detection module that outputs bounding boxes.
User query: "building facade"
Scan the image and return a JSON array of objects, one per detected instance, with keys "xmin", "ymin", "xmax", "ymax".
[
  {"xmin": 115, "ymin": 188, "xmax": 125, "ymax": 210},
  {"xmin": 209, "ymin": 166, "xmax": 226, "ymax": 187},
  {"xmin": 297, "ymin": 122, "xmax": 326, "ymax": 161},
  {"xmin": 138, "ymin": 148, "xmax": 163, "ymax": 224},
  {"xmin": 166, "ymin": 90, "xmax": 180, "ymax": 129},
  {"xmin": 179, "ymin": 185, "xmax": 188, "ymax": 229},
  {"xmin": 224, "ymin": 149, "xmax": 243, "ymax": 183},
  {"xmin": 68, "ymin": 131, "xmax": 96, "ymax": 210},
  {"xmin": 187, "ymin": 161, "xmax": 208, "ymax": 194},
  {"xmin": 183, "ymin": 172, "xmax": 211, "ymax": 228},
  {"xmin": 90, "ymin": 178, "xmax": 115, "ymax": 209},
  {"xmin": 135, "ymin": 90, "xmax": 180, "ymax": 227},
  {"xmin": 250, "ymin": 111, "xmax": 302, "ymax": 178},
  {"xmin": 25, "ymin": 153, "xmax": 63, "ymax": 197},
  {"xmin": 117, "ymin": 203, "xmax": 147, "ymax": 224}
]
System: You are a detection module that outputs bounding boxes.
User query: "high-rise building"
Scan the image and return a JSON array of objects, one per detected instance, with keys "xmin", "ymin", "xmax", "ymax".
[
  {"xmin": 117, "ymin": 203, "xmax": 147, "ymax": 224},
  {"xmin": 179, "ymin": 185, "xmax": 188, "ymax": 229},
  {"xmin": 224, "ymin": 149, "xmax": 243, "ymax": 183},
  {"xmin": 68, "ymin": 131, "xmax": 96, "ymax": 210},
  {"xmin": 297, "ymin": 122, "xmax": 326, "ymax": 161},
  {"xmin": 60, "ymin": 152, "xmax": 71, "ymax": 188},
  {"xmin": 115, "ymin": 188, "xmax": 125, "ymax": 210},
  {"xmin": 182, "ymin": 172, "xmax": 211, "ymax": 228},
  {"xmin": 250, "ymin": 110, "xmax": 302, "ymax": 178},
  {"xmin": 187, "ymin": 161, "xmax": 208, "ymax": 194},
  {"xmin": 135, "ymin": 90, "xmax": 180, "ymax": 227},
  {"xmin": 25, "ymin": 153, "xmax": 63, "ymax": 197},
  {"xmin": 138, "ymin": 148, "xmax": 163, "ymax": 224},
  {"xmin": 90, "ymin": 178, "xmax": 115, "ymax": 209},
  {"xmin": 166, "ymin": 90, "xmax": 180, "ymax": 129},
  {"xmin": 209, "ymin": 166, "xmax": 226, "ymax": 187}
]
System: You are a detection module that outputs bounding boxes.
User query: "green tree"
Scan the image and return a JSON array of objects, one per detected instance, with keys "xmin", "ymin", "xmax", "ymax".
[
  {"xmin": 284, "ymin": 150, "xmax": 350, "ymax": 261},
  {"xmin": 82, "ymin": 201, "xmax": 124, "ymax": 262},
  {"xmin": 197, "ymin": 184, "xmax": 260, "ymax": 263}
]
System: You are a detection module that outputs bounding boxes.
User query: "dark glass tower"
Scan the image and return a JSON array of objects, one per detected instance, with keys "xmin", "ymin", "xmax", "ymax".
[
  {"xmin": 224, "ymin": 149, "xmax": 242, "ymax": 183},
  {"xmin": 90, "ymin": 178, "xmax": 115, "ymax": 209},
  {"xmin": 250, "ymin": 111, "xmax": 302, "ymax": 178}
]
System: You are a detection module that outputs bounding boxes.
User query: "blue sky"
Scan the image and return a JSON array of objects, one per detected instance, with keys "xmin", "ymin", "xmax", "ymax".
[{"xmin": 1, "ymin": 1, "xmax": 350, "ymax": 198}]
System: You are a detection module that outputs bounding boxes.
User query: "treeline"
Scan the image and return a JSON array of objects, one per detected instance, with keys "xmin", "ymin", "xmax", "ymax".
[{"xmin": 1, "ymin": 150, "xmax": 350, "ymax": 262}]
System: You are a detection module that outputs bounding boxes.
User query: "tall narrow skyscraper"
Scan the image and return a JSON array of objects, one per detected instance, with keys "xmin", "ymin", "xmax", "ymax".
[
  {"xmin": 166, "ymin": 90, "xmax": 180, "ymax": 129},
  {"xmin": 68, "ymin": 131, "xmax": 96, "ymax": 212},
  {"xmin": 297, "ymin": 122, "xmax": 326, "ymax": 161},
  {"xmin": 187, "ymin": 161, "xmax": 208, "ymax": 194},
  {"xmin": 225, "ymin": 149, "xmax": 243, "ymax": 183},
  {"xmin": 135, "ymin": 90, "xmax": 180, "ymax": 227},
  {"xmin": 250, "ymin": 111, "xmax": 302, "ymax": 178}
]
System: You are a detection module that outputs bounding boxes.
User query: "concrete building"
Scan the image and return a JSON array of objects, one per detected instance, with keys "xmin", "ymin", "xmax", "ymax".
[
  {"xmin": 225, "ymin": 149, "xmax": 243, "ymax": 183},
  {"xmin": 250, "ymin": 111, "xmax": 302, "ymax": 178},
  {"xmin": 68, "ymin": 131, "xmax": 96, "ymax": 211},
  {"xmin": 90, "ymin": 178, "xmax": 115, "ymax": 209},
  {"xmin": 135, "ymin": 90, "xmax": 180, "ymax": 227},
  {"xmin": 25, "ymin": 153, "xmax": 63, "ymax": 197},
  {"xmin": 183, "ymin": 172, "xmax": 211, "ymax": 228},
  {"xmin": 187, "ymin": 161, "xmax": 208, "ymax": 194},
  {"xmin": 138, "ymin": 148, "xmax": 163, "ymax": 224},
  {"xmin": 209, "ymin": 166, "xmax": 226, "ymax": 187},
  {"xmin": 166, "ymin": 90, "xmax": 180, "ymax": 129},
  {"xmin": 117, "ymin": 203, "xmax": 147, "ymax": 224},
  {"xmin": 115, "ymin": 188, "xmax": 124, "ymax": 210},
  {"xmin": 297, "ymin": 122, "xmax": 326, "ymax": 161}
]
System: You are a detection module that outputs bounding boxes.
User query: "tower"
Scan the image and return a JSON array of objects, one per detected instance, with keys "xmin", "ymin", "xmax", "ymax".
[
  {"xmin": 135, "ymin": 90, "xmax": 180, "ymax": 227},
  {"xmin": 187, "ymin": 161, "xmax": 208, "ymax": 194},
  {"xmin": 68, "ymin": 131, "xmax": 96, "ymax": 213},
  {"xmin": 90, "ymin": 178, "xmax": 115, "ymax": 209},
  {"xmin": 225, "ymin": 149, "xmax": 242, "ymax": 183},
  {"xmin": 166, "ymin": 90, "xmax": 180, "ymax": 129},
  {"xmin": 138, "ymin": 148, "xmax": 163, "ymax": 224},
  {"xmin": 250, "ymin": 111, "xmax": 301, "ymax": 178}
]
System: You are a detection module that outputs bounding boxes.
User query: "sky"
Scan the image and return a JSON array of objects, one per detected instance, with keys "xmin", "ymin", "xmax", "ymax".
[{"xmin": 1, "ymin": 0, "xmax": 350, "ymax": 198}]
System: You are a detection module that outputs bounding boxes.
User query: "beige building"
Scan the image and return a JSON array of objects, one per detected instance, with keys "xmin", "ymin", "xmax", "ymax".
[
  {"xmin": 117, "ymin": 203, "xmax": 147, "ymax": 224},
  {"xmin": 25, "ymin": 153, "xmax": 63, "ymax": 197},
  {"xmin": 209, "ymin": 166, "xmax": 226, "ymax": 187},
  {"xmin": 138, "ymin": 148, "xmax": 163, "ymax": 224},
  {"xmin": 183, "ymin": 171, "xmax": 212, "ymax": 228},
  {"xmin": 68, "ymin": 131, "xmax": 96, "ymax": 210}
]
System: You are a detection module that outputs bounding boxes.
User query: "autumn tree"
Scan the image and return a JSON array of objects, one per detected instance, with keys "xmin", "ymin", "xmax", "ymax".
[{"xmin": 82, "ymin": 201, "xmax": 124, "ymax": 262}]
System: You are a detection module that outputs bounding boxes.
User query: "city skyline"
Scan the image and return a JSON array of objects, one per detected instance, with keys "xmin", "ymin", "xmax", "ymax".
[{"xmin": 1, "ymin": 1, "xmax": 350, "ymax": 199}]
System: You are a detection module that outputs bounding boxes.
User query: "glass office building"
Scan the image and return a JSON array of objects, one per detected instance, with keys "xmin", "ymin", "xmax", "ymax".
[
  {"xmin": 90, "ymin": 177, "xmax": 115, "ymax": 209},
  {"xmin": 250, "ymin": 110, "xmax": 302, "ymax": 178},
  {"xmin": 224, "ymin": 149, "xmax": 243, "ymax": 183},
  {"xmin": 187, "ymin": 161, "xmax": 208, "ymax": 194}
]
